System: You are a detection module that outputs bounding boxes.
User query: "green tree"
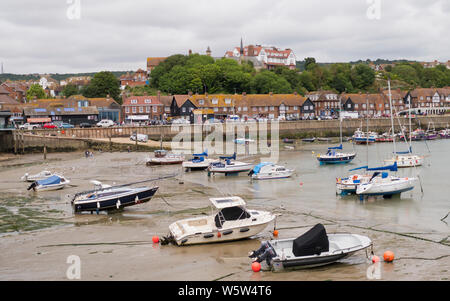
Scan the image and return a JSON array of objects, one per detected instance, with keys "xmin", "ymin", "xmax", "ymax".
[
  {"xmin": 26, "ymin": 84, "xmax": 46, "ymax": 100},
  {"xmin": 82, "ymin": 71, "xmax": 121, "ymax": 102},
  {"xmin": 250, "ymin": 71, "xmax": 292, "ymax": 94},
  {"xmin": 304, "ymin": 57, "xmax": 317, "ymax": 71},
  {"xmin": 391, "ymin": 64, "xmax": 420, "ymax": 85},
  {"xmin": 350, "ymin": 64, "xmax": 375, "ymax": 90},
  {"xmin": 62, "ymin": 84, "xmax": 79, "ymax": 97}
]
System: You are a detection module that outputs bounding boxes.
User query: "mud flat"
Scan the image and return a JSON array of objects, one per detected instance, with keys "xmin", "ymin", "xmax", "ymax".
[{"xmin": 0, "ymin": 143, "xmax": 449, "ymax": 281}]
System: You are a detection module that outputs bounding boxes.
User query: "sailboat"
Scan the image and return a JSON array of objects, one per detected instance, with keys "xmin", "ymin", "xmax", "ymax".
[
  {"xmin": 383, "ymin": 83, "xmax": 424, "ymax": 168},
  {"xmin": 182, "ymin": 150, "xmax": 218, "ymax": 171},
  {"xmin": 316, "ymin": 101, "xmax": 356, "ymax": 164}
]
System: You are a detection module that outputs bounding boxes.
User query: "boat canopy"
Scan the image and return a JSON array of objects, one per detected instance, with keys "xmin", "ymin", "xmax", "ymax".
[
  {"xmin": 328, "ymin": 144, "xmax": 343, "ymax": 150},
  {"xmin": 36, "ymin": 175, "xmax": 61, "ymax": 185},
  {"xmin": 219, "ymin": 152, "xmax": 236, "ymax": 160},
  {"xmin": 252, "ymin": 162, "xmax": 273, "ymax": 174},
  {"xmin": 210, "ymin": 196, "xmax": 246, "ymax": 209},
  {"xmin": 292, "ymin": 223, "xmax": 329, "ymax": 257}
]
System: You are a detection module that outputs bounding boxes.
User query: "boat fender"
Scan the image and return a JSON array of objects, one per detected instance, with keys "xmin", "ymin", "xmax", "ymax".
[
  {"xmin": 97, "ymin": 202, "xmax": 100, "ymax": 209},
  {"xmin": 204, "ymin": 234, "xmax": 214, "ymax": 238},
  {"xmin": 116, "ymin": 200, "xmax": 121, "ymax": 209},
  {"xmin": 222, "ymin": 230, "xmax": 233, "ymax": 235},
  {"xmin": 240, "ymin": 228, "xmax": 250, "ymax": 233},
  {"xmin": 217, "ymin": 232, "xmax": 221, "ymax": 238}
]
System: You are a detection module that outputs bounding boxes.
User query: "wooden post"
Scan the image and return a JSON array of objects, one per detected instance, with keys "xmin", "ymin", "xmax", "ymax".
[
  {"xmin": 21, "ymin": 132, "xmax": 24, "ymax": 154},
  {"xmin": 43, "ymin": 144, "xmax": 47, "ymax": 160},
  {"xmin": 135, "ymin": 130, "xmax": 138, "ymax": 151},
  {"xmin": 109, "ymin": 135, "xmax": 112, "ymax": 152}
]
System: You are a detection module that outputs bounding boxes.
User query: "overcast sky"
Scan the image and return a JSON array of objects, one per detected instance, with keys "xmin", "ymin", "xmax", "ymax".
[{"xmin": 0, "ymin": 0, "xmax": 448, "ymax": 74}]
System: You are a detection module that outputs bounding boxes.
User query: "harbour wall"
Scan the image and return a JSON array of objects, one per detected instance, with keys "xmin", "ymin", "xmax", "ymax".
[{"xmin": 2, "ymin": 115, "xmax": 449, "ymax": 153}]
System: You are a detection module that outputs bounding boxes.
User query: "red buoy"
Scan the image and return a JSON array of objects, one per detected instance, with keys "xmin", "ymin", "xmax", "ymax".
[
  {"xmin": 251, "ymin": 261, "xmax": 261, "ymax": 272},
  {"xmin": 273, "ymin": 230, "xmax": 279, "ymax": 237},
  {"xmin": 217, "ymin": 232, "xmax": 221, "ymax": 238},
  {"xmin": 383, "ymin": 251, "xmax": 395, "ymax": 262},
  {"xmin": 152, "ymin": 236, "xmax": 159, "ymax": 244},
  {"xmin": 372, "ymin": 255, "xmax": 380, "ymax": 263}
]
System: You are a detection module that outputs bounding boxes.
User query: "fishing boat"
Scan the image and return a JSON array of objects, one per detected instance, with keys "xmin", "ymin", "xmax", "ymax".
[
  {"xmin": 27, "ymin": 175, "xmax": 70, "ymax": 192},
  {"xmin": 425, "ymin": 122, "xmax": 438, "ymax": 140},
  {"xmin": 71, "ymin": 180, "xmax": 159, "ymax": 213},
  {"xmin": 316, "ymin": 144, "xmax": 356, "ymax": 165},
  {"xmin": 248, "ymin": 162, "xmax": 294, "ymax": 180},
  {"xmin": 302, "ymin": 137, "xmax": 316, "ymax": 143},
  {"xmin": 354, "ymin": 162, "xmax": 417, "ymax": 198},
  {"xmin": 375, "ymin": 130, "xmax": 395, "ymax": 142},
  {"xmin": 182, "ymin": 151, "xmax": 218, "ymax": 171},
  {"xmin": 282, "ymin": 138, "xmax": 295, "ymax": 144},
  {"xmin": 146, "ymin": 150, "xmax": 185, "ymax": 166},
  {"xmin": 250, "ymin": 223, "xmax": 372, "ymax": 271},
  {"xmin": 165, "ymin": 196, "xmax": 275, "ymax": 246},
  {"xmin": 439, "ymin": 128, "xmax": 450, "ymax": 139},
  {"xmin": 207, "ymin": 153, "xmax": 253, "ymax": 175},
  {"xmin": 352, "ymin": 128, "xmax": 376, "ymax": 144},
  {"xmin": 21, "ymin": 170, "xmax": 53, "ymax": 182}
]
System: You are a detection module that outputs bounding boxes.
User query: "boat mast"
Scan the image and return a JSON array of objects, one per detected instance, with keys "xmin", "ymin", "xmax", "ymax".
[
  {"xmin": 388, "ymin": 80, "xmax": 397, "ymax": 155},
  {"xmin": 366, "ymin": 94, "xmax": 369, "ymax": 164},
  {"xmin": 408, "ymin": 93, "xmax": 412, "ymax": 151}
]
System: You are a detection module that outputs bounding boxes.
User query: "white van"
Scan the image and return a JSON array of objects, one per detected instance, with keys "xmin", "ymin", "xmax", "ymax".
[
  {"xmin": 96, "ymin": 120, "xmax": 115, "ymax": 128},
  {"xmin": 130, "ymin": 133, "xmax": 148, "ymax": 142}
]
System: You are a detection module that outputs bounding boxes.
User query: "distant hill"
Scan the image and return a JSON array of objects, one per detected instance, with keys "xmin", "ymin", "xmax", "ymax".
[
  {"xmin": 296, "ymin": 59, "xmax": 418, "ymax": 71},
  {"xmin": 0, "ymin": 71, "xmax": 132, "ymax": 83}
]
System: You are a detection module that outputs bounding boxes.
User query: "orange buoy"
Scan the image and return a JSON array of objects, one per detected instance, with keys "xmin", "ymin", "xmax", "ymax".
[
  {"xmin": 372, "ymin": 255, "xmax": 380, "ymax": 263},
  {"xmin": 152, "ymin": 236, "xmax": 159, "ymax": 244},
  {"xmin": 217, "ymin": 232, "xmax": 221, "ymax": 238},
  {"xmin": 251, "ymin": 261, "xmax": 261, "ymax": 272},
  {"xmin": 273, "ymin": 230, "xmax": 279, "ymax": 237},
  {"xmin": 383, "ymin": 251, "xmax": 395, "ymax": 262},
  {"xmin": 299, "ymin": 182, "xmax": 303, "ymax": 186}
]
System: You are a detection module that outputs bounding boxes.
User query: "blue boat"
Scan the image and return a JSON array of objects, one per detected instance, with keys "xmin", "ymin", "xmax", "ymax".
[
  {"xmin": 27, "ymin": 175, "xmax": 70, "ymax": 191},
  {"xmin": 316, "ymin": 144, "xmax": 356, "ymax": 165}
]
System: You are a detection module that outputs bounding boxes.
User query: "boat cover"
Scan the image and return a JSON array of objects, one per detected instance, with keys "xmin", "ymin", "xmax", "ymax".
[
  {"xmin": 36, "ymin": 175, "xmax": 61, "ymax": 186},
  {"xmin": 252, "ymin": 162, "xmax": 272, "ymax": 175},
  {"xmin": 292, "ymin": 223, "xmax": 329, "ymax": 257},
  {"xmin": 219, "ymin": 153, "xmax": 236, "ymax": 160},
  {"xmin": 395, "ymin": 146, "xmax": 412, "ymax": 155},
  {"xmin": 192, "ymin": 156, "xmax": 205, "ymax": 163},
  {"xmin": 328, "ymin": 144, "xmax": 343, "ymax": 150},
  {"xmin": 193, "ymin": 150, "xmax": 208, "ymax": 157}
]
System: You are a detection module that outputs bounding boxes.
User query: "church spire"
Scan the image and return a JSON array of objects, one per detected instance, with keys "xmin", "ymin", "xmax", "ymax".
[{"xmin": 240, "ymin": 37, "xmax": 244, "ymax": 56}]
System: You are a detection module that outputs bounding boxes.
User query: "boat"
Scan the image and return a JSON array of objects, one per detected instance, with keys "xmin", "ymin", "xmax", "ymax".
[
  {"xmin": 410, "ymin": 128, "xmax": 426, "ymax": 141},
  {"xmin": 165, "ymin": 196, "xmax": 275, "ymax": 246},
  {"xmin": 317, "ymin": 137, "xmax": 332, "ymax": 142},
  {"xmin": 425, "ymin": 122, "xmax": 439, "ymax": 140},
  {"xmin": 302, "ymin": 137, "xmax": 316, "ymax": 143},
  {"xmin": 336, "ymin": 173, "xmax": 372, "ymax": 195},
  {"xmin": 352, "ymin": 128, "xmax": 376, "ymax": 144},
  {"xmin": 234, "ymin": 138, "xmax": 255, "ymax": 144},
  {"xmin": 282, "ymin": 138, "xmax": 295, "ymax": 144},
  {"xmin": 375, "ymin": 130, "xmax": 395, "ymax": 142},
  {"xmin": 249, "ymin": 223, "xmax": 372, "ymax": 271},
  {"xmin": 248, "ymin": 162, "xmax": 294, "ymax": 180},
  {"xmin": 21, "ymin": 170, "xmax": 53, "ymax": 182},
  {"xmin": 182, "ymin": 151, "xmax": 218, "ymax": 171},
  {"xmin": 354, "ymin": 162, "xmax": 417, "ymax": 198},
  {"xmin": 207, "ymin": 153, "xmax": 253, "ymax": 175},
  {"xmin": 439, "ymin": 128, "xmax": 450, "ymax": 139},
  {"xmin": 146, "ymin": 150, "xmax": 185, "ymax": 166},
  {"xmin": 316, "ymin": 144, "xmax": 356, "ymax": 165},
  {"xmin": 71, "ymin": 180, "xmax": 159, "ymax": 213},
  {"xmin": 27, "ymin": 175, "xmax": 70, "ymax": 192}
]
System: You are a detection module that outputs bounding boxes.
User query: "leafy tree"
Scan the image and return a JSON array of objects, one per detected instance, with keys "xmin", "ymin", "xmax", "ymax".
[
  {"xmin": 26, "ymin": 84, "xmax": 46, "ymax": 100},
  {"xmin": 82, "ymin": 71, "xmax": 121, "ymax": 102},
  {"xmin": 62, "ymin": 84, "xmax": 79, "ymax": 97},
  {"xmin": 250, "ymin": 71, "xmax": 292, "ymax": 94},
  {"xmin": 350, "ymin": 64, "xmax": 375, "ymax": 90},
  {"xmin": 391, "ymin": 64, "xmax": 420, "ymax": 85},
  {"xmin": 298, "ymin": 71, "xmax": 316, "ymax": 92},
  {"xmin": 304, "ymin": 57, "xmax": 317, "ymax": 71}
]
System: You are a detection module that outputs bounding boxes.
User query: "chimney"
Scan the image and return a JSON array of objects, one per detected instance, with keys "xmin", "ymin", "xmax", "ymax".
[
  {"xmin": 188, "ymin": 91, "xmax": 193, "ymax": 96},
  {"xmin": 294, "ymin": 91, "xmax": 298, "ymax": 95},
  {"xmin": 107, "ymin": 94, "xmax": 110, "ymax": 98},
  {"xmin": 188, "ymin": 49, "xmax": 192, "ymax": 55},
  {"xmin": 205, "ymin": 92, "xmax": 208, "ymax": 98},
  {"xmin": 242, "ymin": 92, "xmax": 246, "ymax": 96},
  {"xmin": 269, "ymin": 92, "xmax": 273, "ymax": 96}
]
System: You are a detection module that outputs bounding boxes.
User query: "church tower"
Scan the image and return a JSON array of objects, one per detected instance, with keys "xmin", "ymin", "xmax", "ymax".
[{"xmin": 206, "ymin": 46, "xmax": 212, "ymax": 57}]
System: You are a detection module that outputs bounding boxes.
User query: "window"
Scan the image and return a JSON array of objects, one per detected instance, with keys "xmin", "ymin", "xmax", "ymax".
[
  {"xmin": 362, "ymin": 104, "xmax": 367, "ymax": 109},
  {"xmin": 347, "ymin": 104, "xmax": 351, "ymax": 108},
  {"xmin": 198, "ymin": 99, "xmax": 204, "ymax": 105},
  {"xmin": 225, "ymin": 98, "xmax": 231, "ymax": 104},
  {"xmin": 355, "ymin": 104, "xmax": 359, "ymax": 109},
  {"xmin": 131, "ymin": 99, "xmax": 137, "ymax": 104},
  {"xmin": 132, "ymin": 107, "xmax": 136, "ymax": 113},
  {"xmin": 253, "ymin": 107, "xmax": 257, "ymax": 111},
  {"xmin": 146, "ymin": 106, "xmax": 150, "ymax": 113},
  {"xmin": 212, "ymin": 98, "xmax": 218, "ymax": 105},
  {"xmin": 139, "ymin": 106, "xmax": 143, "ymax": 113},
  {"xmin": 223, "ymin": 107, "xmax": 227, "ymax": 112},
  {"xmin": 213, "ymin": 107, "xmax": 218, "ymax": 112},
  {"xmin": 270, "ymin": 106, "xmax": 274, "ymax": 111},
  {"xmin": 294, "ymin": 106, "xmax": 298, "ymax": 110},
  {"xmin": 182, "ymin": 107, "xmax": 186, "ymax": 113},
  {"xmin": 153, "ymin": 106, "xmax": 157, "ymax": 113},
  {"xmin": 164, "ymin": 107, "xmax": 170, "ymax": 112},
  {"xmin": 243, "ymin": 107, "xmax": 248, "ymax": 111},
  {"xmin": 238, "ymin": 107, "xmax": 242, "ymax": 112},
  {"xmin": 125, "ymin": 107, "xmax": 130, "ymax": 113},
  {"xmin": 144, "ymin": 99, "xmax": 151, "ymax": 104}
]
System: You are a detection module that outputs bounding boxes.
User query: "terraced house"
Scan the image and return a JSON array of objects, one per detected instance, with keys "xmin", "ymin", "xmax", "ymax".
[
  {"xmin": 122, "ymin": 95, "xmax": 164, "ymax": 123},
  {"xmin": 404, "ymin": 87, "xmax": 450, "ymax": 115},
  {"xmin": 306, "ymin": 90, "xmax": 341, "ymax": 117}
]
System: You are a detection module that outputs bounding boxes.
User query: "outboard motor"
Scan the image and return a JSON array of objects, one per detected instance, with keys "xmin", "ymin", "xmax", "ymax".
[{"xmin": 27, "ymin": 182, "xmax": 37, "ymax": 191}]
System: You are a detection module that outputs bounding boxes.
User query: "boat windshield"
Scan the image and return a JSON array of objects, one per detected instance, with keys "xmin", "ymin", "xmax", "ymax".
[{"xmin": 214, "ymin": 206, "xmax": 250, "ymax": 228}]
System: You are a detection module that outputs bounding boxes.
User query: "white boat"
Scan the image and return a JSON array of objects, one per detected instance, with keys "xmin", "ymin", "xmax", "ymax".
[
  {"xmin": 234, "ymin": 138, "xmax": 255, "ymax": 144},
  {"xmin": 146, "ymin": 150, "xmax": 185, "ymax": 166},
  {"xmin": 384, "ymin": 154, "xmax": 424, "ymax": 168},
  {"xmin": 249, "ymin": 162, "xmax": 294, "ymax": 180},
  {"xmin": 356, "ymin": 173, "xmax": 416, "ymax": 197},
  {"xmin": 165, "ymin": 196, "xmax": 275, "ymax": 246},
  {"xmin": 207, "ymin": 153, "xmax": 253, "ymax": 175},
  {"xmin": 21, "ymin": 170, "xmax": 53, "ymax": 182},
  {"xmin": 352, "ymin": 128, "xmax": 377, "ymax": 144},
  {"xmin": 182, "ymin": 151, "xmax": 218, "ymax": 171},
  {"xmin": 27, "ymin": 175, "xmax": 70, "ymax": 192},
  {"xmin": 336, "ymin": 173, "xmax": 372, "ymax": 195},
  {"xmin": 250, "ymin": 224, "xmax": 372, "ymax": 271}
]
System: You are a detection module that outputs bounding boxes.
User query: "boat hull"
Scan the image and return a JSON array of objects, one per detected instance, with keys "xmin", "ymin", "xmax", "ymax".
[
  {"xmin": 384, "ymin": 155, "xmax": 423, "ymax": 168},
  {"xmin": 208, "ymin": 163, "xmax": 253, "ymax": 174},
  {"xmin": 317, "ymin": 154, "xmax": 356, "ymax": 164},
  {"xmin": 72, "ymin": 186, "xmax": 158, "ymax": 213},
  {"xmin": 252, "ymin": 171, "xmax": 293, "ymax": 180},
  {"xmin": 356, "ymin": 179, "xmax": 416, "ymax": 196}
]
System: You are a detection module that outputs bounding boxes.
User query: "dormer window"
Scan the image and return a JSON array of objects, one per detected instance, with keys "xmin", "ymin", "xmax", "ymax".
[
  {"xmin": 225, "ymin": 98, "xmax": 231, "ymax": 104},
  {"xmin": 212, "ymin": 98, "xmax": 218, "ymax": 105},
  {"xmin": 131, "ymin": 99, "xmax": 137, "ymax": 104},
  {"xmin": 144, "ymin": 99, "xmax": 151, "ymax": 104},
  {"xmin": 199, "ymin": 99, "xmax": 204, "ymax": 105}
]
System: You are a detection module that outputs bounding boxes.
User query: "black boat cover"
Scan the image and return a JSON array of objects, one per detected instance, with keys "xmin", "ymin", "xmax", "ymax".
[{"xmin": 292, "ymin": 223, "xmax": 329, "ymax": 257}]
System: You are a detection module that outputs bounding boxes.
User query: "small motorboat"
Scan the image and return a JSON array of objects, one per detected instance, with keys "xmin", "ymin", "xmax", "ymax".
[
  {"xmin": 317, "ymin": 137, "xmax": 332, "ymax": 142},
  {"xmin": 301, "ymin": 137, "xmax": 316, "ymax": 143},
  {"xmin": 316, "ymin": 144, "xmax": 356, "ymax": 165},
  {"xmin": 282, "ymin": 138, "xmax": 295, "ymax": 144},
  {"xmin": 234, "ymin": 138, "xmax": 255, "ymax": 144},
  {"xmin": 164, "ymin": 196, "xmax": 275, "ymax": 246},
  {"xmin": 27, "ymin": 175, "xmax": 70, "ymax": 192},
  {"xmin": 182, "ymin": 150, "xmax": 218, "ymax": 171},
  {"xmin": 207, "ymin": 153, "xmax": 253, "ymax": 175},
  {"xmin": 146, "ymin": 150, "xmax": 185, "ymax": 166},
  {"xmin": 248, "ymin": 162, "xmax": 294, "ymax": 180},
  {"xmin": 21, "ymin": 170, "xmax": 53, "ymax": 182},
  {"xmin": 383, "ymin": 147, "xmax": 424, "ymax": 168},
  {"xmin": 336, "ymin": 173, "xmax": 372, "ymax": 195},
  {"xmin": 250, "ymin": 224, "xmax": 372, "ymax": 271},
  {"xmin": 352, "ymin": 128, "xmax": 376, "ymax": 144},
  {"xmin": 71, "ymin": 180, "xmax": 159, "ymax": 213},
  {"xmin": 439, "ymin": 128, "xmax": 450, "ymax": 139}
]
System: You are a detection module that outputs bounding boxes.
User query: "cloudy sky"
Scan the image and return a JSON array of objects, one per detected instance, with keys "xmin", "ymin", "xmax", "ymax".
[{"xmin": 0, "ymin": 0, "xmax": 448, "ymax": 74}]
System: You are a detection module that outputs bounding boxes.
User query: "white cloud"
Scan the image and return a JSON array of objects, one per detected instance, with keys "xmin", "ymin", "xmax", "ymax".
[{"xmin": 0, "ymin": 0, "xmax": 448, "ymax": 74}]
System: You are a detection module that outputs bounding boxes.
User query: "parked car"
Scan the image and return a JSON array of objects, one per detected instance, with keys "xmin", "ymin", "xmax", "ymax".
[
  {"xmin": 19, "ymin": 123, "xmax": 40, "ymax": 130},
  {"xmin": 96, "ymin": 119, "xmax": 115, "ymax": 128},
  {"xmin": 79, "ymin": 123, "xmax": 93, "ymax": 128},
  {"xmin": 130, "ymin": 133, "xmax": 148, "ymax": 142},
  {"xmin": 58, "ymin": 122, "xmax": 75, "ymax": 129},
  {"xmin": 43, "ymin": 123, "xmax": 57, "ymax": 129},
  {"xmin": 171, "ymin": 118, "xmax": 190, "ymax": 125}
]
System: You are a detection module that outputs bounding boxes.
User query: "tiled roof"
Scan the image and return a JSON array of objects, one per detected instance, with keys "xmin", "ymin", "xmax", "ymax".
[
  {"xmin": 122, "ymin": 96, "xmax": 163, "ymax": 106},
  {"xmin": 23, "ymin": 106, "xmax": 99, "ymax": 116},
  {"xmin": 147, "ymin": 57, "xmax": 167, "ymax": 67},
  {"xmin": 0, "ymin": 94, "xmax": 20, "ymax": 105}
]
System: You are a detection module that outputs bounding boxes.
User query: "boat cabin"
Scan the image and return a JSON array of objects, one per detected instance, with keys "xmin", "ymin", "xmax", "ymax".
[{"xmin": 210, "ymin": 197, "xmax": 251, "ymax": 228}]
